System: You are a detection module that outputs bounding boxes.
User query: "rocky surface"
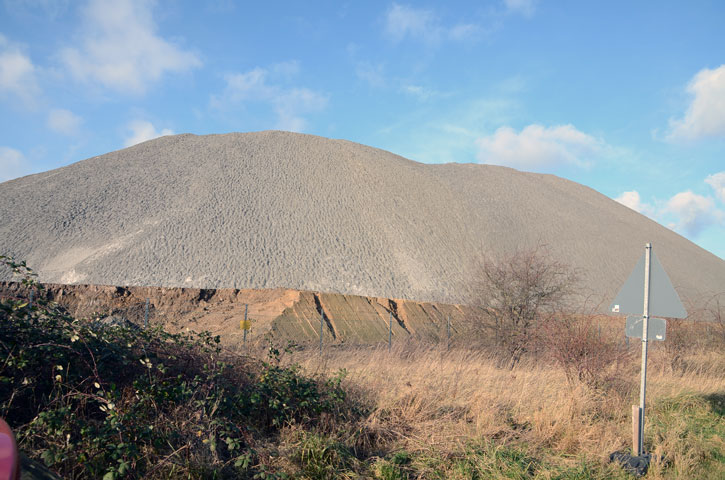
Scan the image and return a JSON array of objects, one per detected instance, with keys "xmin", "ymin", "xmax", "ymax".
[{"xmin": 1, "ymin": 131, "xmax": 724, "ymax": 305}]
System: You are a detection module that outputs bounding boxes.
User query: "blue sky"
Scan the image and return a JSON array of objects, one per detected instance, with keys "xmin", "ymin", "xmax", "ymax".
[{"xmin": 1, "ymin": 0, "xmax": 724, "ymax": 258}]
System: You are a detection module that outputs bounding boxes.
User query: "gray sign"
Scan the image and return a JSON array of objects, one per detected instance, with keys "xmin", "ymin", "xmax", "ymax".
[
  {"xmin": 610, "ymin": 250, "xmax": 687, "ymax": 318},
  {"xmin": 625, "ymin": 315, "xmax": 666, "ymax": 341}
]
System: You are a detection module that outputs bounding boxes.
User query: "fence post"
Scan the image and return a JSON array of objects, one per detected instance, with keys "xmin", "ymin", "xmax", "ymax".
[
  {"xmin": 389, "ymin": 311, "xmax": 392, "ymax": 352},
  {"xmin": 447, "ymin": 315, "xmax": 451, "ymax": 350},
  {"xmin": 144, "ymin": 298, "xmax": 149, "ymax": 329},
  {"xmin": 28, "ymin": 290, "xmax": 34, "ymax": 309},
  {"xmin": 320, "ymin": 308, "xmax": 324, "ymax": 355},
  {"xmin": 633, "ymin": 405, "xmax": 642, "ymax": 456},
  {"xmin": 243, "ymin": 304, "xmax": 248, "ymax": 350}
]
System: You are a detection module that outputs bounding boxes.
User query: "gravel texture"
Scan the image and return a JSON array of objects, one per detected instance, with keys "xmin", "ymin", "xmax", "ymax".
[{"xmin": 1, "ymin": 130, "xmax": 724, "ymax": 304}]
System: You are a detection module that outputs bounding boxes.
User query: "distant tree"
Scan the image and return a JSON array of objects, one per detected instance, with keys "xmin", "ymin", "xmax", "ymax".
[{"xmin": 471, "ymin": 244, "xmax": 579, "ymax": 368}]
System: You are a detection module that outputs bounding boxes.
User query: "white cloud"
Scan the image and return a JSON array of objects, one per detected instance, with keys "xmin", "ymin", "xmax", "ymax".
[
  {"xmin": 384, "ymin": 3, "xmax": 480, "ymax": 44},
  {"xmin": 0, "ymin": 146, "xmax": 29, "ymax": 182},
  {"xmin": 212, "ymin": 64, "xmax": 328, "ymax": 132},
  {"xmin": 270, "ymin": 60, "xmax": 300, "ymax": 78},
  {"xmin": 664, "ymin": 191, "xmax": 722, "ymax": 236},
  {"xmin": 60, "ymin": 0, "xmax": 201, "ymax": 94},
  {"xmin": 401, "ymin": 84, "xmax": 438, "ymax": 101},
  {"xmin": 668, "ymin": 65, "xmax": 725, "ymax": 140},
  {"xmin": 705, "ymin": 172, "xmax": 725, "ymax": 204},
  {"xmin": 47, "ymin": 108, "xmax": 82, "ymax": 135},
  {"xmin": 615, "ymin": 190, "xmax": 655, "ymax": 217},
  {"xmin": 504, "ymin": 0, "xmax": 537, "ymax": 17},
  {"xmin": 219, "ymin": 67, "xmax": 270, "ymax": 101},
  {"xmin": 274, "ymin": 88, "xmax": 328, "ymax": 132},
  {"xmin": 0, "ymin": 34, "xmax": 41, "ymax": 105},
  {"xmin": 448, "ymin": 23, "xmax": 481, "ymax": 41},
  {"xmin": 475, "ymin": 124, "xmax": 603, "ymax": 171},
  {"xmin": 123, "ymin": 120, "xmax": 173, "ymax": 147},
  {"xmin": 385, "ymin": 3, "xmax": 438, "ymax": 42},
  {"xmin": 355, "ymin": 61, "xmax": 386, "ymax": 88}
]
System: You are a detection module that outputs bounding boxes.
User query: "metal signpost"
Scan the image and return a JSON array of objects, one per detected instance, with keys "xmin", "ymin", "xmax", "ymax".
[{"xmin": 609, "ymin": 243, "xmax": 686, "ymax": 473}]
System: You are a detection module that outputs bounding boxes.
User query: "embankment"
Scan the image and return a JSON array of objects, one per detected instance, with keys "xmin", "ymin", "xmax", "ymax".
[{"xmin": 0, "ymin": 282, "xmax": 485, "ymax": 346}]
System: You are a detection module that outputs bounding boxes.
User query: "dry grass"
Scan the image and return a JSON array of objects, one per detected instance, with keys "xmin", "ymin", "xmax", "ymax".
[{"xmin": 279, "ymin": 338, "xmax": 725, "ymax": 478}]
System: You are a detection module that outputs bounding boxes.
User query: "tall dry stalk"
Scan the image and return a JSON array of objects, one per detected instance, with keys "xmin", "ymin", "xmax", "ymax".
[{"xmin": 287, "ymin": 340, "xmax": 725, "ymax": 469}]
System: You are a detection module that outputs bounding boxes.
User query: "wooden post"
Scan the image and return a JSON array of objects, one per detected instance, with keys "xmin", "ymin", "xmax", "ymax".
[{"xmin": 633, "ymin": 405, "xmax": 642, "ymax": 456}]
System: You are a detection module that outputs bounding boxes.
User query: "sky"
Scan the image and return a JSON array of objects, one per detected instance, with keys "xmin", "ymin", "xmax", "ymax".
[{"xmin": 1, "ymin": 0, "xmax": 724, "ymax": 259}]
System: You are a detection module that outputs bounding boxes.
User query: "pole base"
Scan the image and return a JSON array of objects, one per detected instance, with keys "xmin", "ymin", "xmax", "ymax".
[{"xmin": 609, "ymin": 451, "xmax": 651, "ymax": 477}]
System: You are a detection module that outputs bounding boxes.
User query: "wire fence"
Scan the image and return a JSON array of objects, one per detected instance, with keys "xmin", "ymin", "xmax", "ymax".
[{"xmin": 3, "ymin": 282, "xmax": 724, "ymax": 356}]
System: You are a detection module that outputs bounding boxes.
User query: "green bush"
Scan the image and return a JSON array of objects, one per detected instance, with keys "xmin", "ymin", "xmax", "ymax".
[{"xmin": 0, "ymin": 256, "xmax": 355, "ymax": 479}]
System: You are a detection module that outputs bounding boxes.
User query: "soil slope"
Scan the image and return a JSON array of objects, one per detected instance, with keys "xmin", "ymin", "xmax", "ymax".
[{"xmin": 0, "ymin": 282, "xmax": 479, "ymax": 345}]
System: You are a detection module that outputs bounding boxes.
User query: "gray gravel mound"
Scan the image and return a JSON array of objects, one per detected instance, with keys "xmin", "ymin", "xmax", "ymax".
[{"xmin": 1, "ymin": 130, "xmax": 724, "ymax": 305}]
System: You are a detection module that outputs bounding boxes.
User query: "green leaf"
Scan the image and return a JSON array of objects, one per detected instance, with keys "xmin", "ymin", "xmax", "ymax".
[
  {"xmin": 103, "ymin": 471, "xmax": 116, "ymax": 480},
  {"xmin": 40, "ymin": 450, "xmax": 55, "ymax": 466}
]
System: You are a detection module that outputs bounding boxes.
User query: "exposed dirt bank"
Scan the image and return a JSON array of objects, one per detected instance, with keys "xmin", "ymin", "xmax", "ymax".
[{"xmin": 0, "ymin": 282, "xmax": 484, "ymax": 347}]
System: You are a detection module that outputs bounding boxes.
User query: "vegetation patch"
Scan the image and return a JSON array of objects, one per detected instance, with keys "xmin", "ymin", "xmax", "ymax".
[
  {"xmin": 0, "ymin": 257, "xmax": 359, "ymax": 478},
  {"xmin": 2, "ymin": 256, "xmax": 724, "ymax": 478}
]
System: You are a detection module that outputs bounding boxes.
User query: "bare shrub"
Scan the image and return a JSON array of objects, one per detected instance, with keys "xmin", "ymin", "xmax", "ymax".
[
  {"xmin": 705, "ymin": 293, "xmax": 725, "ymax": 348},
  {"xmin": 663, "ymin": 318, "xmax": 693, "ymax": 373},
  {"xmin": 539, "ymin": 314, "xmax": 631, "ymax": 393},
  {"xmin": 471, "ymin": 244, "xmax": 579, "ymax": 368}
]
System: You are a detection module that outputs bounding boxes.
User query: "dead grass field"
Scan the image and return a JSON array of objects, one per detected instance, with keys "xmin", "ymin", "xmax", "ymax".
[{"xmin": 272, "ymin": 330, "xmax": 725, "ymax": 479}]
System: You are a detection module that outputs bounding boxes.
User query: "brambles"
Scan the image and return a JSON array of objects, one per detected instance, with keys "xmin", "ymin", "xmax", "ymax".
[
  {"xmin": 539, "ymin": 314, "xmax": 631, "ymax": 393},
  {"xmin": 0, "ymin": 256, "xmax": 357, "ymax": 479}
]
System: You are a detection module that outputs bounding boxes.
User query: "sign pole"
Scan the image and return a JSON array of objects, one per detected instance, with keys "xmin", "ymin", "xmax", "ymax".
[
  {"xmin": 636, "ymin": 243, "xmax": 652, "ymax": 455},
  {"xmin": 610, "ymin": 241, "xmax": 686, "ymax": 473}
]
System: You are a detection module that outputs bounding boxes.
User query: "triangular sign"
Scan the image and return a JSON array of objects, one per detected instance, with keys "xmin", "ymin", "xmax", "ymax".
[{"xmin": 610, "ymin": 250, "xmax": 687, "ymax": 318}]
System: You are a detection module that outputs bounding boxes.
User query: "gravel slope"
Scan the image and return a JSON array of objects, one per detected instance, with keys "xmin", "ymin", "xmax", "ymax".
[{"xmin": 1, "ymin": 130, "xmax": 724, "ymax": 304}]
